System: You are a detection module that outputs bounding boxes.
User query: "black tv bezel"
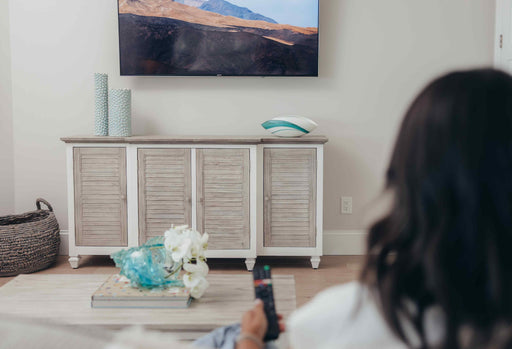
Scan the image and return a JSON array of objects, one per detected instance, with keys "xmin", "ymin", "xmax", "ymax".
[{"xmin": 116, "ymin": 0, "xmax": 320, "ymax": 77}]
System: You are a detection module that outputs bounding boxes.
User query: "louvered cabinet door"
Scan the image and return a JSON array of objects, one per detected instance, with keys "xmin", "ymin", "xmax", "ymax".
[
  {"xmin": 138, "ymin": 149, "xmax": 192, "ymax": 244},
  {"xmin": 264, "ymin": 148, "xmax": 317, "ymax": 247},
  {"xmin": 196, "ymin": 149, "xmax": 250, "ymax": 250},
  {"xmin": 73, "ymin": 147, "xmax": 127, "ymax": 246}
]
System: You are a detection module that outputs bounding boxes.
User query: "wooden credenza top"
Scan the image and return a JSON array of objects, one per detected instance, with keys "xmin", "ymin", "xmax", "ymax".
[{"xmin": 60, "ymin": 135, "xmax": 328, "ymax": 144}]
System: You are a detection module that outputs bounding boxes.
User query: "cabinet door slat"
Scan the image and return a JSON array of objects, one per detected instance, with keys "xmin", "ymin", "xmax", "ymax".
[
  {"xmin": 138, "ymin": 149, "xmax": 192, "ymax": 244},
  {"xmin": 74, "ymin": 147, "xmax": 127, "ymax": 246},
  {"xmin": 264, "ymin": 148, "xmax": 316, "ymax": 248}
]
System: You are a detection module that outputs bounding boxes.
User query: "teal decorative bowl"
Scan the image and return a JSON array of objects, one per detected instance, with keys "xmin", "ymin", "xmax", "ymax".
[{"xmin": 262, "ymin": 116, "xmax": 317, "ymax": 137}]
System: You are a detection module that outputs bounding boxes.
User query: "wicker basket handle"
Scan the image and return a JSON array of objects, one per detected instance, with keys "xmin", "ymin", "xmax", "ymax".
[{"xmin": 36, "ymin": 198, "xmax": 53, "ymax": 212}]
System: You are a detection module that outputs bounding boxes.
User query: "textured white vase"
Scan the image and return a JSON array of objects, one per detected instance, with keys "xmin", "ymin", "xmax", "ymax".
[
  {"xmin": 108, "ymin": 89, "xmax": 132, "ymax": 137},
  {"xmin": 94, "ymin": 73, "xmax": 108, "ymax": 136}
]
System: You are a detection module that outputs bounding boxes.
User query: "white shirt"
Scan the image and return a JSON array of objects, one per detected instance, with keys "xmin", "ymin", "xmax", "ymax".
[{"xmin": 287, "ymin": 282, "xmax": 444, "ymax": 349}]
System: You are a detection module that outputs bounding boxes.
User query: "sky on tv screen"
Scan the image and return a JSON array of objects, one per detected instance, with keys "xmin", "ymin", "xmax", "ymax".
[{"xmin": 227, "ymin": 0, "xmax": 319, "ymax": 28}]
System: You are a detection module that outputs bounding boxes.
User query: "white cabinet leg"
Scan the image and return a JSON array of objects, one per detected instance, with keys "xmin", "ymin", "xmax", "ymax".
[
  {"xmin": 69, "ymin": 256, "xmax": 81, "ymax": 269},
  {"xmin": 245, "ymin": 258, "xmax": 256, "ymax": 271},
  {"xmin": 311, "ymin": 256, "xmax": 321, "ymax": 269}
]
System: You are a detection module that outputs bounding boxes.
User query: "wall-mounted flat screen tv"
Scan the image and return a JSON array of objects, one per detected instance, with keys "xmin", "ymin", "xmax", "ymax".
[{"xmin": 117, "ymin": 0, "xmax": 319, "ymax": 76}]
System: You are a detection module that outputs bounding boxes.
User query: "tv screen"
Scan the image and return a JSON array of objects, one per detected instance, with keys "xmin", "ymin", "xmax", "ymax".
[{"xmin": 117, "ymin": 0, "xmax": 319, "ymax": 76}]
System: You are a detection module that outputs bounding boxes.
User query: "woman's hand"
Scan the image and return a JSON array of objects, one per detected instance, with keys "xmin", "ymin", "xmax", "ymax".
[
  {"xmin": 240, "ymin": 299, "xmax": 286, "ymax": 340},
  {"xmin": 241, "ymin": 299, "xmax": 268, "ymax": 339}
]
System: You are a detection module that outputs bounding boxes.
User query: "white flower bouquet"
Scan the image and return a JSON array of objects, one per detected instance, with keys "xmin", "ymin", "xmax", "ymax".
[
  {"xmin": 164, "ymin": 225, "xmax": 210, "ymax": 299},
  {"xmin": 111, "ymin": 225, "xmax": 210, "ymax": 299}
]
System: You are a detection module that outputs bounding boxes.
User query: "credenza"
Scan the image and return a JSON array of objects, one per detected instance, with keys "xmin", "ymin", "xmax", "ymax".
[{"xmin": 61, "ymin": 135, "xmax": 328, "ymax": 270}]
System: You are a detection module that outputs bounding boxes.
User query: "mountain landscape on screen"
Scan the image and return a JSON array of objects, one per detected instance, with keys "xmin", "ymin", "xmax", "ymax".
[
  {"xmin": 174, "ymin": 0, "xmax": 278, "ymax": 23},
  {"xmin": 118, "ymin": 0, "xmax": 319, "ymax": 76}
]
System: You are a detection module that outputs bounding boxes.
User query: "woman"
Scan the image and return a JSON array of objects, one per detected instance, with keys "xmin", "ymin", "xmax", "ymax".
[{"xmin": 236, "ymin": 69, "xmax": 512, "ymax": 349}]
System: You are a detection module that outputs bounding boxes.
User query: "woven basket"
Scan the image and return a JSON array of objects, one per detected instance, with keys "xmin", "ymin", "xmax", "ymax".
[{"xmin": 0, "ymin": 198, "xmax": 60, "ymax": 276}]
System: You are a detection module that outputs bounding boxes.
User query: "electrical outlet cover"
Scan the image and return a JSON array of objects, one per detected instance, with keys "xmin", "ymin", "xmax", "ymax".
[{"xmin": 341, "ymin": 196, "xmax": 352, "ymax": 214}]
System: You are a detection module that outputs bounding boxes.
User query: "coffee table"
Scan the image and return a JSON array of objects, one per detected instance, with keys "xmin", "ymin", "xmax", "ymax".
[{"xmin": 0, "ymin": 274, "xmax": 296, "ymax": 340}]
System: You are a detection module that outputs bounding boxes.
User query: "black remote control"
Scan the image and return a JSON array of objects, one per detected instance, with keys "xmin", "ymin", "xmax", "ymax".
[{"xmin": 253, "ymin": 265, "xmax": 280, "ymax": 341}]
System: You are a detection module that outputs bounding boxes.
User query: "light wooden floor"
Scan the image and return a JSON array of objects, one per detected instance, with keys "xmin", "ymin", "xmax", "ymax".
[{"xmin": 0, "ymin": 255, "xmax": 363, "ymax": 307}]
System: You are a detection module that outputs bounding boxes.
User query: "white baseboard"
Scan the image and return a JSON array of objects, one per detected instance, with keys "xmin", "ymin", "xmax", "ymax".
[
  {"xmin": 59, "ymin": 229, "xmax": 367, "ymax": 256},
  {"xmin": 323, "ymin": 229, "xmax": 367, "ymax": 255}
]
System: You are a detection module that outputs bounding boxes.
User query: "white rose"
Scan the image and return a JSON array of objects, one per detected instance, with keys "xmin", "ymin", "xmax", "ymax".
[{"xmin": 183, "ymin": 273, "xmax": 209, "ymax": 299}]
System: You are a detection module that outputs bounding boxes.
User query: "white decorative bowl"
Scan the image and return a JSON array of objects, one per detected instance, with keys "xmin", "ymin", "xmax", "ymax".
[{"xmin": 261, "ymin": 116, "xmax": 318, "ymax": 137}]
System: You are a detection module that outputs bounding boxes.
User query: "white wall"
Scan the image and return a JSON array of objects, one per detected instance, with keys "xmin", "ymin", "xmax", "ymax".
[
  {"xmin": 0, "ymin": 0, "xmax": 14, "ymax": 215},
  {"xmin": 7, "ymin": 0, "xmax": 496, "ymax": 253}
]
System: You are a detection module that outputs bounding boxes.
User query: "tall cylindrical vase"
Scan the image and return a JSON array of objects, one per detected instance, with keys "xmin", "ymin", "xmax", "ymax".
[
  {"xmin": 108, "ymin": 89, "xmax": 132, "ymax": 137},
  {"xmin": 94, "ymin": 73, "xmax": 109, "ymax": 136}
]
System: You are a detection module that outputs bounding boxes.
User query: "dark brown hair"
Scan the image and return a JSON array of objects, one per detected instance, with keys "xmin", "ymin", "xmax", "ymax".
[{"xmin": 361, "ymin": 69, "xmax": 512, "ymax": 348}]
